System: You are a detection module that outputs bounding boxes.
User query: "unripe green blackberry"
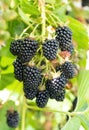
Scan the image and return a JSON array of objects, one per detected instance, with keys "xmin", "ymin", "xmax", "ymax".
[
  {"xmin": 23, "ymin": 66, "xmax": 42, "ymax": 89},
  {"xmin": 7, "ymin": 110, "xmax": 19, "ymax": 128},
  {"xmin": 20, "ymin": 38, "xmax": 38, "ymax": 63},
  {"xmin": 10, "ymin": 39, "xmax": 23, "ymax": 56},
  {"xmin": 36, "ymin": 90, "xmax": 49, "ymax": 108},
  {"xmin": 42, "ymin": 39, "xmax": 59, "ymax": 60},
  {"xmin": 13, "ymin": 57, "xmax": 23, "ymax": 81},
  {"xmin": 61, "ymin": 61, "xmax": 75, "ymax": 79}
]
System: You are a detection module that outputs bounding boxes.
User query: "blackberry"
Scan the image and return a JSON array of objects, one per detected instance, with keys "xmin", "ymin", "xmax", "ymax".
[
  {"xmin": 46, "ymin": 73, "xmax": 68, "ymax": 95},
  {"xmin": 23, "ymin": 66, "xmax": 42, "ymax": 89},
  {"xmin": 20, "ymin": 38, "xmax": 38, "ymax": 63},
  {"xmin": 23, "ymin": 85, "xmax": 37, "ymax": 100},
  {"xmin": 61, "ymin": 43, "xmax": 74, "ymax": 54},
  {"xmin": 56, "ymin": 65, "xmax": 62, "ymax": 72},
  {"xmin": 7, "ymin": 110, "xmax": 19, "ymax": 128},
  {"xmin": 61, "ymin": 61, "xmax": 75, "ymax": 79},
  {"xmin": 55, "ymin": 89, "xmax": 65, "ymax": 101},
  {"xmin": 10, "ymin": 39, "xmax": 23, "ymax": 56},
  {"xmin": 13, "ymin": 57, "xmax": 23, "ymax": 81},
  {"xmin": 42, "ymin": 39, "xmax": 59, "ymax": 60},
  {"xmin": 55, "ymin": 26, "xmax": 73, "ymax": 54},
  {"xmin": 82, "ymin": 0, "xmax": 89, "ymax": 6},
  {"xmin": 36, "ymin": 90, "xmax": 49, "ymax": 108}
]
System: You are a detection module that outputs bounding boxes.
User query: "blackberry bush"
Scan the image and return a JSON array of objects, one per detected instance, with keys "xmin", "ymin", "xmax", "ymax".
[
  {"xmin": 6, "ymin": 110, "xmax": 19, "ymax": 128},
  {"xmin": 10, "ymin": 39, "xmax": 23, "ymax": 56},
  {"xmin": 36, "ymin": 90, "xmax": 49, "ymax": 108},
  {"xmin": 20, "ymin": 38, "xmax": 38, "ymax": 63},
  {"xmin": 42, "ymin": 39, "xmax": 59, "ymax": 60},
  {"xmin": 13, "ymin": 57, "xmax": 23, "ymax": 81},
  {"xmin": 23, "ymin": 66, "xmax": 42, "ymax": 89}
]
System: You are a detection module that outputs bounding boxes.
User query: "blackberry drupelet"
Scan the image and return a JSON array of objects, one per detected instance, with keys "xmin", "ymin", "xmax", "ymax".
[
  {"xmin": 13, "ymin": 57, "xmax": 23, "ymax": 81},
  {"xmin": 46, "ymin": 73, "xmax": 68, "ymax": 95},
  {"xmin": 61, "ymin": 61, "xmax": 75, "ymax": 79},
  {"xmin": 23, "ymin": 85, "xmax": 37, "ymax": 100},
  {"xmin": 56, "ymin": 65, "xmax": 62, "ymax": 72},
  {"xmin": 55, "ymin": 89, "xmax": 65, "ymax": 101},
  {"xmin": 23, "ymin": 66, "xmax": 42, "ymax": 89},
  {"xmin": 20, "ymin": 38, "xmax": 38, "ymax": 63},
  {"xmin": 36, "ymin": 90, "xmax": 49, "ymax": 108},
  {"xmin": 7, "ymin": 110, "xmax": 19, "ymax": 128},
  {"xmin": 42, "ymin": 39, "xmax": 59, "ymax": 60},
  {"xmin": 10, "ymin": 39, "xmax": 23, "ymax": 56}
]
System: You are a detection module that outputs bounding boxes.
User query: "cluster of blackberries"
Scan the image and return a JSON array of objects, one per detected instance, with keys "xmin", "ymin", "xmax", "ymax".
[
  {"xmin": 10, "ymin": 26, "xmax": 76, "ymax": 109},
  {"xmin": 6, "ymin": 110, "xmax": 19, "ymax": 128}
]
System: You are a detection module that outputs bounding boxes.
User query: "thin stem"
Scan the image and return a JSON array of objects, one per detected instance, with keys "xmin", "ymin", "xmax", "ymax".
[
  {"xmin": 39, "ymin": 0, "xmax": 46, "ymax": 42},
  {"xmin": 21, "ymin": 97, "xmax": 26, "ymax": 130}
]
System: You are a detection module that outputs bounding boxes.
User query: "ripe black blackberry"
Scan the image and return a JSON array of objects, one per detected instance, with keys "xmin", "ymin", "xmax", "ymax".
[
  {"xmin": 23, "ymin": 84, "xmax": 37, "ymax": 100},
  {"xmin": 82, "ymin": 0, "xmax": 89, "ymax": 6},
  {"xmin": 56, "ymin": 65, "xmax": 62, "ymax": 72},
  {"xmin": 23, "ymin": 66, "xmax": 42, "ymax": 89},
  {"xmin": 10, "ymin": 39, "xmax": 23, "ymax": 56},
  {"xmin": 61, "ymin": 43, "xmax": 74, "ymax": 54},
  {"xmin": 7, "ymin": 110, "xmax": 19, "ymax": 128},
  {"xmin": 55, "ymin": 26, "xmax": 73, "ymax": 54},
  {"xmin": 42, "ymin": 39, "xmax": 59, "ymax": 60},
  {"xmin": 55, "ymin": 89, "xmax": 65, "ymax": 101},
  {"xmin": 20, "ymin": 38, "xmax": 38, "ymax": 63},
  {"xmin": 36, "ymin": 90, "xmax": 49, "ymax": 108},
  {"xmin": 46, "ymin": 73, "xmax": 68, "ymax": 95},
  {"xmin": 61, "ymin": 61, "xmax": 75, "ymax": 79},
  {"xmin": 13, "ymin": 57, "xmax": 23, "ymax": 81}
]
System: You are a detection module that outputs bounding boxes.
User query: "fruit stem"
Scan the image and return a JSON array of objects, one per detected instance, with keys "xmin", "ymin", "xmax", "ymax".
[
  {"xmin": 38, "ymin": 0, "xmax": 46, "ymax": 42},
  {"xmin": 21, "ymin": 97, "xmax": 26, "ymax": 130}
]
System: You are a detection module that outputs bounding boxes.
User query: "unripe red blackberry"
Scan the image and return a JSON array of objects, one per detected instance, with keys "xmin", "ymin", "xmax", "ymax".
[
  {"xmin": 6, "ymin": 110, "xmax": 19, "ymax": 128},
  {"xmin": 19, "ymin": 38, "xmax": 38, "ymax": 63},
  {"xmin": 10, "ymin": 39, "xmax": 23, "ymax": 56},
  {"xmin": 61, "ymin": 61, "xmax": 75, "ymax": 79},
  {"xmin": 42, "ymin": 39, "xmax": 59, "ymax": 60},
  {"xmin": 23, "ymin": 66, "xmax": 42, "ymax": 89},
  {"xmin": 36, "ymin": 90, "xmax": 49, "ymax": 108},
  {"xmin": 23, "ymin": 84, "xmax": 37, "ymax": 100},
  {"xmin": 13, "ymin": 57, "xmax": 23, "ymax": 81}
]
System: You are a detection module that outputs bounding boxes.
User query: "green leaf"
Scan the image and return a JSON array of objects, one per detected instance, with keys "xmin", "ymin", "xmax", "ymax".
[
  {"xmin": 18, "ymin": 7, "xmax": 30, "ymax": 25},
  {"xmin": 78, "ymin": 115, "xmax": 89, "ymax": 130},
  {"xmin": 68, "ymin": 16, "xmax": 89, "ymax": 50},
  {"xmin": 0, "ymin": 73, "xmax": 15, "ymax": 90},
  {"xmin": 62, "ymin": 117, "xmax": 80, "ymax": 130},
  {"xmin": 20, "ymin": 0, "xmax": 39, "ymax": 16},
  {"xmin": 0, "ymin": 100, "xmax": 17, "ymax": 130},
  {"xmin": 75, "ymin": 70, "xmax": 89, "ymax": 111}
]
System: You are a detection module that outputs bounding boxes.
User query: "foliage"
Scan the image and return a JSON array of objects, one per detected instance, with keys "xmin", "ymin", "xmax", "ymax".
[{"xmin": 0, "ymin": 0, "xmax": 89, "ymax": 130}]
